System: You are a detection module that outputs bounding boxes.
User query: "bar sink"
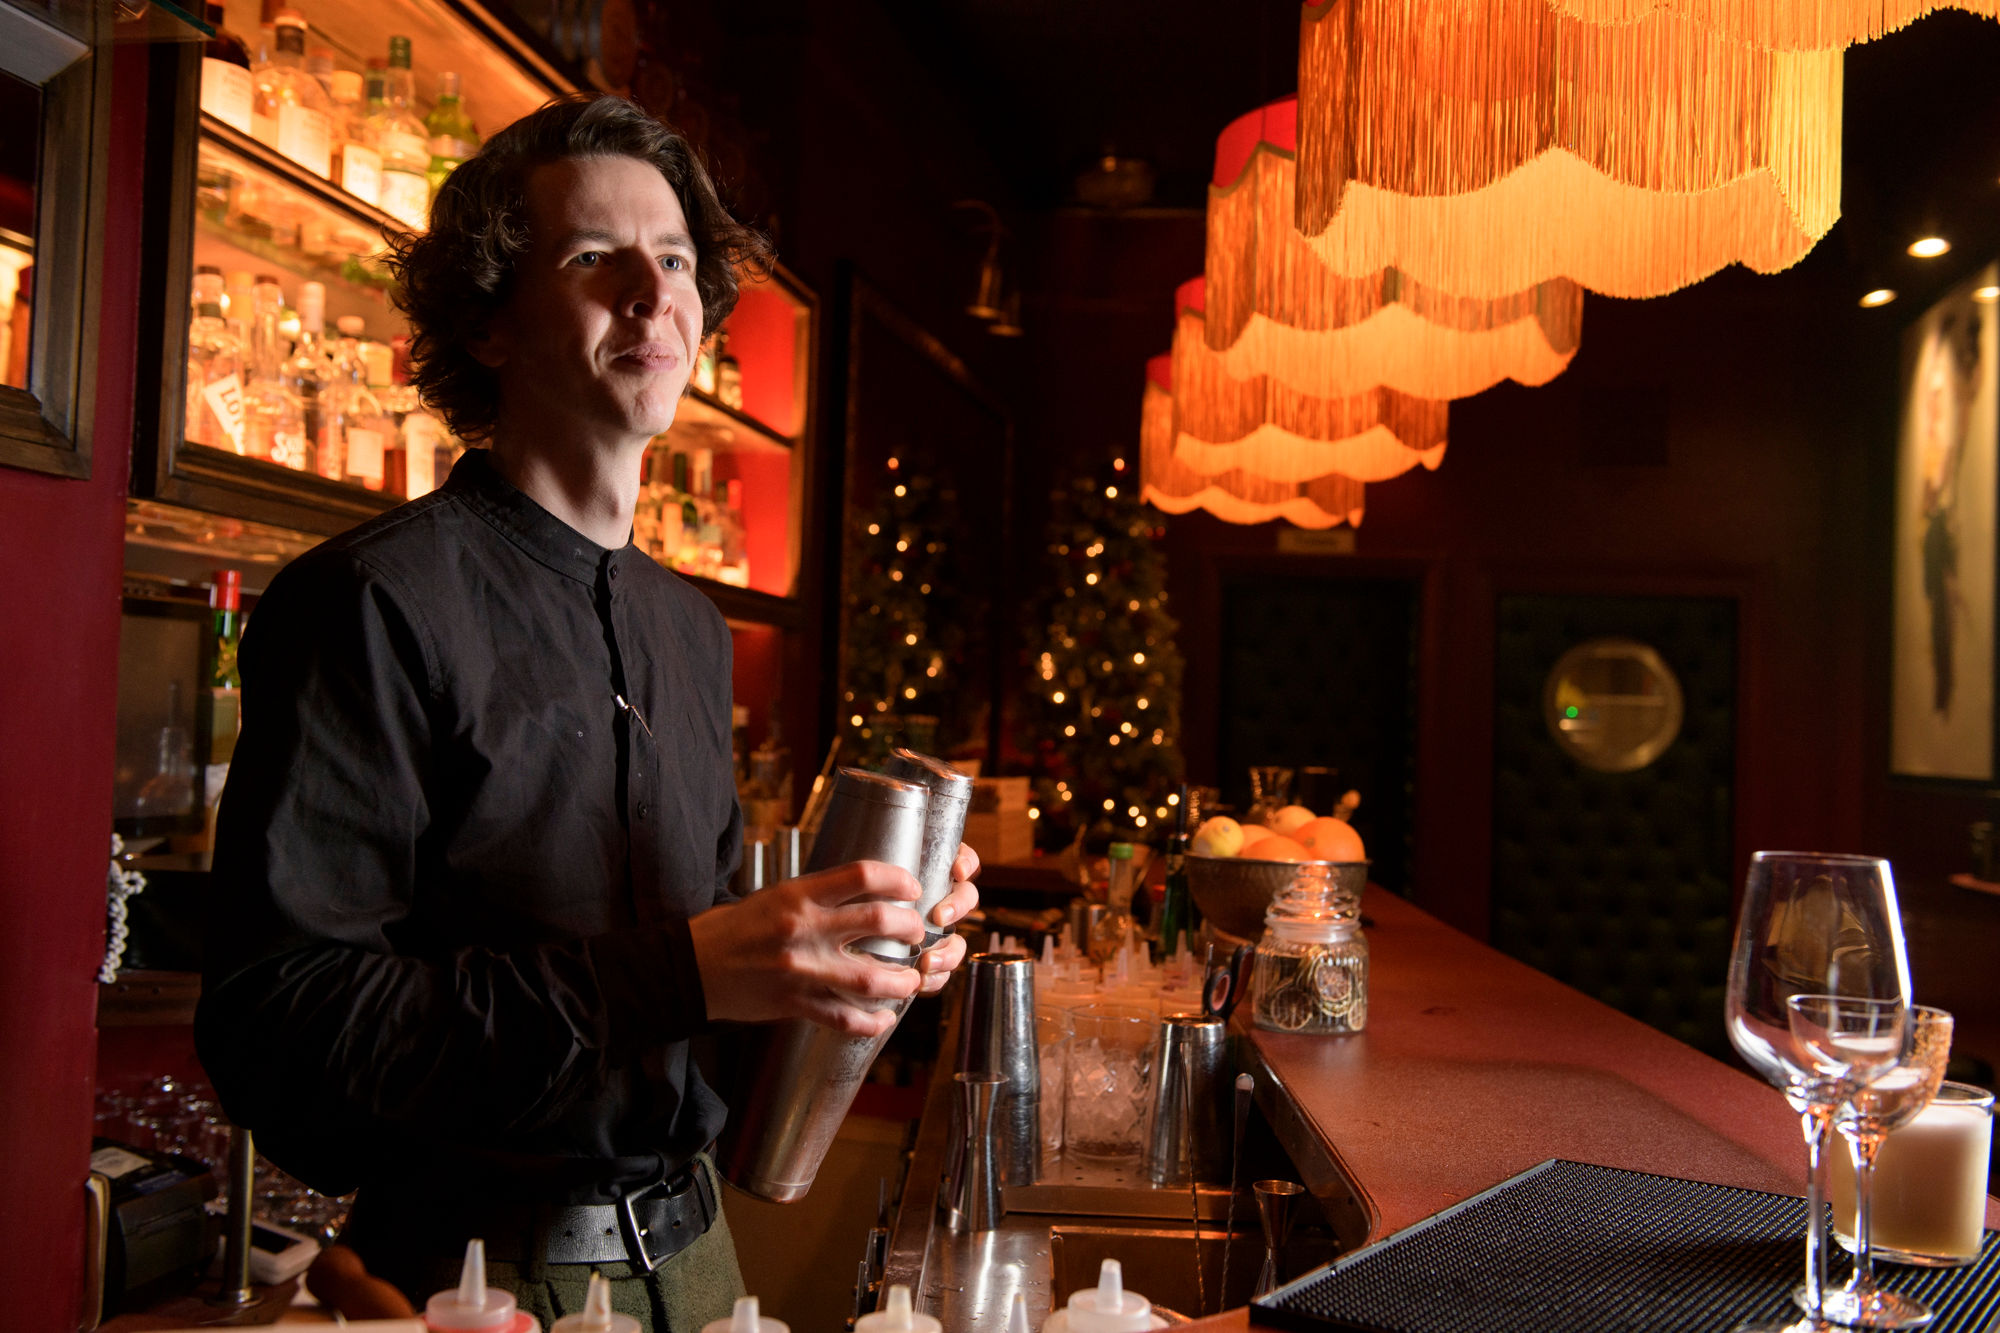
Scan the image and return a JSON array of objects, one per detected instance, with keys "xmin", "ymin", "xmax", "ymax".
[{"xmin": 1046, "ymin": 1222, "xmax": 1271, "ymax": 1321}]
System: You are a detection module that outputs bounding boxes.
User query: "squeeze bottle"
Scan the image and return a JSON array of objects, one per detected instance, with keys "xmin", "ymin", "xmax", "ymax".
[
  {"xmin": 699, "ymin": 1295, "xmax": 788, "ymax": 1333},
  {"xmin": 424, "ymin": 1240, "xmax": 539, "ymax": 1332},
  {"xmin": 854, "ymin": 1284, "xmax": 943, "ymax": 1333},
  {"xmin": 549, "ymin": 1273, "xmax": 638, "ymax": 1333},
  {"xmin": 1041, "ymin": 1259, "xmax": 1163, "ymax": 1333}
]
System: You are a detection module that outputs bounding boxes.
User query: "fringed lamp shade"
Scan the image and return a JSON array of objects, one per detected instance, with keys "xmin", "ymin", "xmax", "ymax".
[
  {"xmin": 1141, "ymin": 356, "xmax": 1370, "ymax": 529},
  {"xmin": 1295, "ymin": 0, "xmax": 1844, "ymax": 298},
  {"xmin": 1543, "ymin": 0, "xmax": 1998, "ymax": 49},
  {"xmin": 1205, "ymin": 98, "xmax": 1582, "ymax": 398},
  {"xmin": 1172, "ymin": 281, "xmax": 1447, "ymax": 482}
]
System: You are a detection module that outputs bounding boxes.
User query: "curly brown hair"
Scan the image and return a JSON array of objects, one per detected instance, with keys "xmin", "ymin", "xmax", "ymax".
[{"xmin": 386, "ymin": 93, "xmax": 774, "ymax": 442}]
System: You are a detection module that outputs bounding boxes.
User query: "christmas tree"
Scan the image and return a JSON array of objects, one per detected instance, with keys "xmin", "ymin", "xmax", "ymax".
[
  {"xmin": 838, "ymin": 457, "xmax": 968, "ymax": 766},
  {"xmin": 1020, "ymin": 459, "xmax": 1185, "ymax": 848}
]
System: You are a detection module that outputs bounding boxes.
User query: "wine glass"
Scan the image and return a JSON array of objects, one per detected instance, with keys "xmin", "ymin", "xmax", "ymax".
[
  {"xmin": 1817, "ymin": 1005, "xmax": 1954, "ymax": 1329},
  {"xmin": 1724, "ymin": 852, "xmax": 1913, "ymax": 1332}
]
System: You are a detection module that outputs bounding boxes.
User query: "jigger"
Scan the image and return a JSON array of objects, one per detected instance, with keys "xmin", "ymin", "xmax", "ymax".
[
  {"xmin": 953, "ymin": 1072, "xmax": 1007, "ymax": 1232},
  {"xmin": 1253, "ymin": 1179, "xmax": 1305, "ymax": 1297}
]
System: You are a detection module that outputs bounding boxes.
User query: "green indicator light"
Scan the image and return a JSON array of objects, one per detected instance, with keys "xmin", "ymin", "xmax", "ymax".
[{"xmin": 1565, "ymin": 706, "xmax": 1579, "ymax": 719}]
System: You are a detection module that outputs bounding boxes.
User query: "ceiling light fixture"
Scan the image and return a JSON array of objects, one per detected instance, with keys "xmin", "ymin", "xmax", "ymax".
[
  {"xmin": 1972, "ymin": 285, "xmax": 1999, "ymax": 304},
  {"xmin": 1907, "ymin": 237, "xmax": 1950, "ymax": 258},
  {"xmin": 1293, "ymin": 0, "xmax": 1843, "ymax": 299},
  {"xmin": 1859, "ymin": 289, "xmax": 1898, "ymax": 308}
]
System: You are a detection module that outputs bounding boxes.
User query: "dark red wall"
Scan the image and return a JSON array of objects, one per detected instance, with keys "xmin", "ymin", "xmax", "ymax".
[{"xmin": 0, "ymin": 47, "xmax": 143, "ymax": 1333}]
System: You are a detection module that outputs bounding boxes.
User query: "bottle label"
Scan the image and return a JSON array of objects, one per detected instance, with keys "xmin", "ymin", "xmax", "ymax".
[
  {"xmin": 199, "ymin": 60, "xmax": 254, "ymax": 135},
  {"xmin": 200, "ymin": 373, "xmax": 246, "ymax": 453},
  {"xmin": 339, "ymin": 142, "xmax": 382, "ymax": 206},
  {"xmin": 345, "ymin": 426, "xmax": 385, "ymax": 480},
  {"xmin": 276, "ymin": 104, "xmax": 332, "ymax": 179},
  {"xmin": 380, "ymin": 129, "xmax": 430, "ymax": 164},
  {"xmin": 378, "ymin": 168, "xmax": 430, "ymax": 229}
]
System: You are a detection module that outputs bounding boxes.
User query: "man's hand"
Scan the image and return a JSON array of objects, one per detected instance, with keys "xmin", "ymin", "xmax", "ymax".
[
  {"xmin": 915, "ymin": 843, "xmax": 981, "ymax": 995},
  {"xmin": 689, "ymin": 861, "xmax": 928, "ymax": 1037}
]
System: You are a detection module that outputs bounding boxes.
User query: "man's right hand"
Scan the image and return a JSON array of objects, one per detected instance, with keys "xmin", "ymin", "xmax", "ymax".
[{"xmin": 687, "ymin": 861, "xmax": 929, "ymax": 1037}]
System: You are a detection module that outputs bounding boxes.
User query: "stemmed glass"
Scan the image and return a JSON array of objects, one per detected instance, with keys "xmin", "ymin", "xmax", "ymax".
[
  {"xmin": 1814, "ymin": 1005, "xmax": 1955, "ymax": 1329},
  {"xmin": 1724, "ymin": 852, "xmax": 1913, "ymax": 1332}
]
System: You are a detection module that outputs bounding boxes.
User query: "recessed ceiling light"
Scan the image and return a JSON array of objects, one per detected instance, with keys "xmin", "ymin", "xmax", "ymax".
[
  {"xmin": 1859, "ymin": 289, "xmax": 1898, "ymax": 308},
  {"xmin": 1975, "ymin": 285, "xmax": 2000, "ymax": 304},
  {"xmin": 1908, "ymin": 237, "xmax": 1951, "ymax": 259}
]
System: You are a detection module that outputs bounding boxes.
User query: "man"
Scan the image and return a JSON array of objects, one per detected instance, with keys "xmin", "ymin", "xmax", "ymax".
[{"xmin": 196, "ymin": 94, "xmax": 977, "ymax": 1326}]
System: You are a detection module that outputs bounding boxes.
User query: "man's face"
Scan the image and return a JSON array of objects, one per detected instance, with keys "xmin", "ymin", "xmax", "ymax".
[{"xmin": 477, "ymin": 153, "xmax": 703, "ymax": 453}]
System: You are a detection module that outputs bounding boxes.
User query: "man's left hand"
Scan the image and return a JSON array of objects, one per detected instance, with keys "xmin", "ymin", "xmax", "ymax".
[{"xmin": 915, "ymin": 842, "xmax": 980, "ymax": 994}]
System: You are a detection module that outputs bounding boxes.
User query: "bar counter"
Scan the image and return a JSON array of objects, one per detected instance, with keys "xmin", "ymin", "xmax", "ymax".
[{"xmin": 886, "ymin": 887, "xmax": 1999, "ymax": 1331}]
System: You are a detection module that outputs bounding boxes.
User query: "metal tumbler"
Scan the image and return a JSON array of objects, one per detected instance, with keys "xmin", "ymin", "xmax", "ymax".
[
  {"xmin": 771, "ymin": 825, "xmax": 807, "ymax": 882},
  {"xmin": 734, "ymin": 834, "xmax": 770, "ymax": 896},
  {"xmin": 1145, "ymin": 1014, "xmax": 1231, "ymax": 1186},
  {"xmin": 956, "ymin": 951, "xmax": 1041, "ymax": 1186},
  {"xmin": 884, "ymin": 748, "xmax": 974, "ymax": 951},
  {"xmin": 718, "ymin": 769, "xmax": 930, "ymax": 1202}
]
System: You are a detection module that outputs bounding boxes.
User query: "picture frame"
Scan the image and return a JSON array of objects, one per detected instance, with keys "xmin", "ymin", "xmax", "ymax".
[{"xmin": 1889, "ymin": 263, "xmax": 2000, "ymax": 783}]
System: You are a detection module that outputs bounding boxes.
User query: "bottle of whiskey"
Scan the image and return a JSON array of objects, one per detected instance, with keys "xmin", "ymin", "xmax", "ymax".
[
  {"xmin": 197, "ymin": 0, "xmax": 254, "ymax": 134},
  {"xmin": 368, "ymin": 37, "xmax": 432, "ymax": 229},
  {"xmin": 670, "ymin": 451, "xmax": 700, "ymax": 572},
  {"xmin": 250, "ymin": 9, "xmax": 334, "ymax": 179},
  {"xmin": 186, "ymin": 266, "xmax": 246, "ymax": 452},
  {"xmin": 716, "ymin": 478, "xmax": 748, "ymax": 586}
]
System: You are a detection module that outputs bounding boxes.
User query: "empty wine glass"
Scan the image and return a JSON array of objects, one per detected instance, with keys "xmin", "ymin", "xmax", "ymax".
[
  {"xmin": 1817, "ymin": 1005, "xmax": 1954, "ymax": 1329},
  {"xmin": 1724, "ymin": 853, "xmax": 1913, "ymax": 1332}
]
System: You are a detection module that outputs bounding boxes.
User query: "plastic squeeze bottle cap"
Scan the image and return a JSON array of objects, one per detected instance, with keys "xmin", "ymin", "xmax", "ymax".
[
  {"xmin": 1064, "ymin": 1259, "xmax": 1155, "ymax": 1333},
  {"xmin": 1008, "ymin": 1292, "xmax": 1031, "ymax": 1333},
  {"xmin": 854, "ymin": 1285, "xmax": 943, "ymax": 1333},
  {"xmin": 549, "ymin": 1273, "xmax": 639, "ymax": 1333},
  {"xmin": 699, "ymin": 1295, "xmax": 789, "ymax": 1333},
  {"xmin": 425, "ymin": 1240, "xmax": 527, "ymax": 1330}
]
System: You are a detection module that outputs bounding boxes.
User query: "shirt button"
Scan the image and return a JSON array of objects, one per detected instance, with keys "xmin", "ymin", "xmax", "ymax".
[
  {"xmin": 610, "ymin": 565, "xmax": 620, "ymax": 580},
  {"xmin": 637, "ymin": 802, "xmax": 649, "ymax": 819}
]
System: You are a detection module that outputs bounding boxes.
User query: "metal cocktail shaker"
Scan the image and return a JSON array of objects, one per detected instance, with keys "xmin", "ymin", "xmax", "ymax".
[
  {"xmin": 718, "ymin": 769, "xmax": 929, "ymax": 1202},
  {"xmin": 1145, "ymin": 1014, "xmax": 1230, "ymax": 1185},
  {"xmin": 884, "ymin": 747, "xmax": 975, "ymax": 952},
  {"xmin": 955, "ymin": 951, "xmax": 1041, "ymax": 1187}
]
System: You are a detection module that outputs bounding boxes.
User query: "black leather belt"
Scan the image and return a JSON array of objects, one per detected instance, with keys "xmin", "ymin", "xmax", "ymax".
[{"xmin": 484, "ymin": 1161, "xmax": 718, "ymax": 1272}]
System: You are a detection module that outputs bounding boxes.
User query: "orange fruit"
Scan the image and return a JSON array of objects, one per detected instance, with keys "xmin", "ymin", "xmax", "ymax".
[{"xmin": 1294, "ymin": 816, "xmax": 1366, "ymax": 862}]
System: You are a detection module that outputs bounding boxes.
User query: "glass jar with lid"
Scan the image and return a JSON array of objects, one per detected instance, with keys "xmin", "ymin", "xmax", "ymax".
[{"xmin": 1249, "ymin": 863, "xmax": 1369, "ymax": 1034}]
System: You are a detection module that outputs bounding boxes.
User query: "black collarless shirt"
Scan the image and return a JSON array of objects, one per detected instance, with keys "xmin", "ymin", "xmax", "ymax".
[{"xmin": 197, "ymin": 449, "xmax": 742, "ymax": 1204}]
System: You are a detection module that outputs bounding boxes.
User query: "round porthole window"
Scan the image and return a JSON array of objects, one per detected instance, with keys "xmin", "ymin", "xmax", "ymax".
[{"xmin": 1542, "ymin": 638, "xmax": 1684, "ymax": 773}]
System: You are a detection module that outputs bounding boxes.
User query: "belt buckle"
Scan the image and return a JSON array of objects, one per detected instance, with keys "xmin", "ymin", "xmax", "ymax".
[{"xmin": 615, "ymin": 1191, "xmax": 659, "ymax": 1275}]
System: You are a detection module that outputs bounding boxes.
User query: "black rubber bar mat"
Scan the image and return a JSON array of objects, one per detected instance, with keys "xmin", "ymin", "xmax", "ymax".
[{"xmin": 1253, "ymin": 1158, "xmax": 2000, "ymax": 1333}]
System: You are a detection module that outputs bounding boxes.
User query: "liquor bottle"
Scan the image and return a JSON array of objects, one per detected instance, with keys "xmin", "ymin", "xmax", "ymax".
[
  {"xmin": 186, "ymin": 266, "xmax": 246, "ymax": 452},
  {"xmin": 249, "ymin": 9, "xmax": 334, "ymax": 179},
  {"xmin": 222, "ymin": 269, "xmax": 257, "ymax": 346},
  {"xmin": 368, "ymin": 37, "xmax": 432, "ymax": 229},
  {"xmin": 359, "ymin": 331, "xmax": 406, "ymax": 494},
  {"xmin": 198, "ymin": 0, "xmax": 254, "ymax": 134},
  {"xmin": 691, "ymin": 448, "xmax": 722, "ymax": 578},
  {"xmin": 670, "ymin": 451, "xmax": 700, "ymax": 571},
  {"xmin": 424, "ymin": 71, "xmax": 480, "ymax": 194},
  {"xmin": 715, "ymin": 329, "xmax": 743, "ymax": 410},
  {"xmin": 328, "ymin": 316, "xmax": 391, "ymax": 489},
  {"xmin": 199, "ymin": 568, "xmax": 243, "ymax": 842},
  {"xmin": 327, "ymin": 69, "xmax": 381, "ymax": 205},
  {"xmin": 717, "ymin": 478, "xmax": 749, "ymax": 586},
  {"xmin": 282, "ymin": 279, "xmax": 328, "ymax": 476},
  {"xmin": 244, "ymin": 275, "xmax": 309, "ymax": 469}
]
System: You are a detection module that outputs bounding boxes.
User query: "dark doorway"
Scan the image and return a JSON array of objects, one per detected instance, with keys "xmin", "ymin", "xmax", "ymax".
[
  {"xmin": 1218, "ymin": 575, "xmax": 1418, "ymax": 894},
  {"xmin": 1491, "ymin": 594, "xmax": 1737, "ymax": 1057}
]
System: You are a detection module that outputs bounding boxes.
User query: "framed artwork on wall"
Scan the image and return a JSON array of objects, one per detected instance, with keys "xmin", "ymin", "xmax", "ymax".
[{"xmin": 1890, "ymin": 263, "xmax": 2000, "ymax": 783}]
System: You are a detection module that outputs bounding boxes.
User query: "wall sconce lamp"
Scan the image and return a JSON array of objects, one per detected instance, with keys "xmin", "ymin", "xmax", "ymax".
[{"xmin": 954, "ymin": 200, "xmax": 1018, "ymax": 332}]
